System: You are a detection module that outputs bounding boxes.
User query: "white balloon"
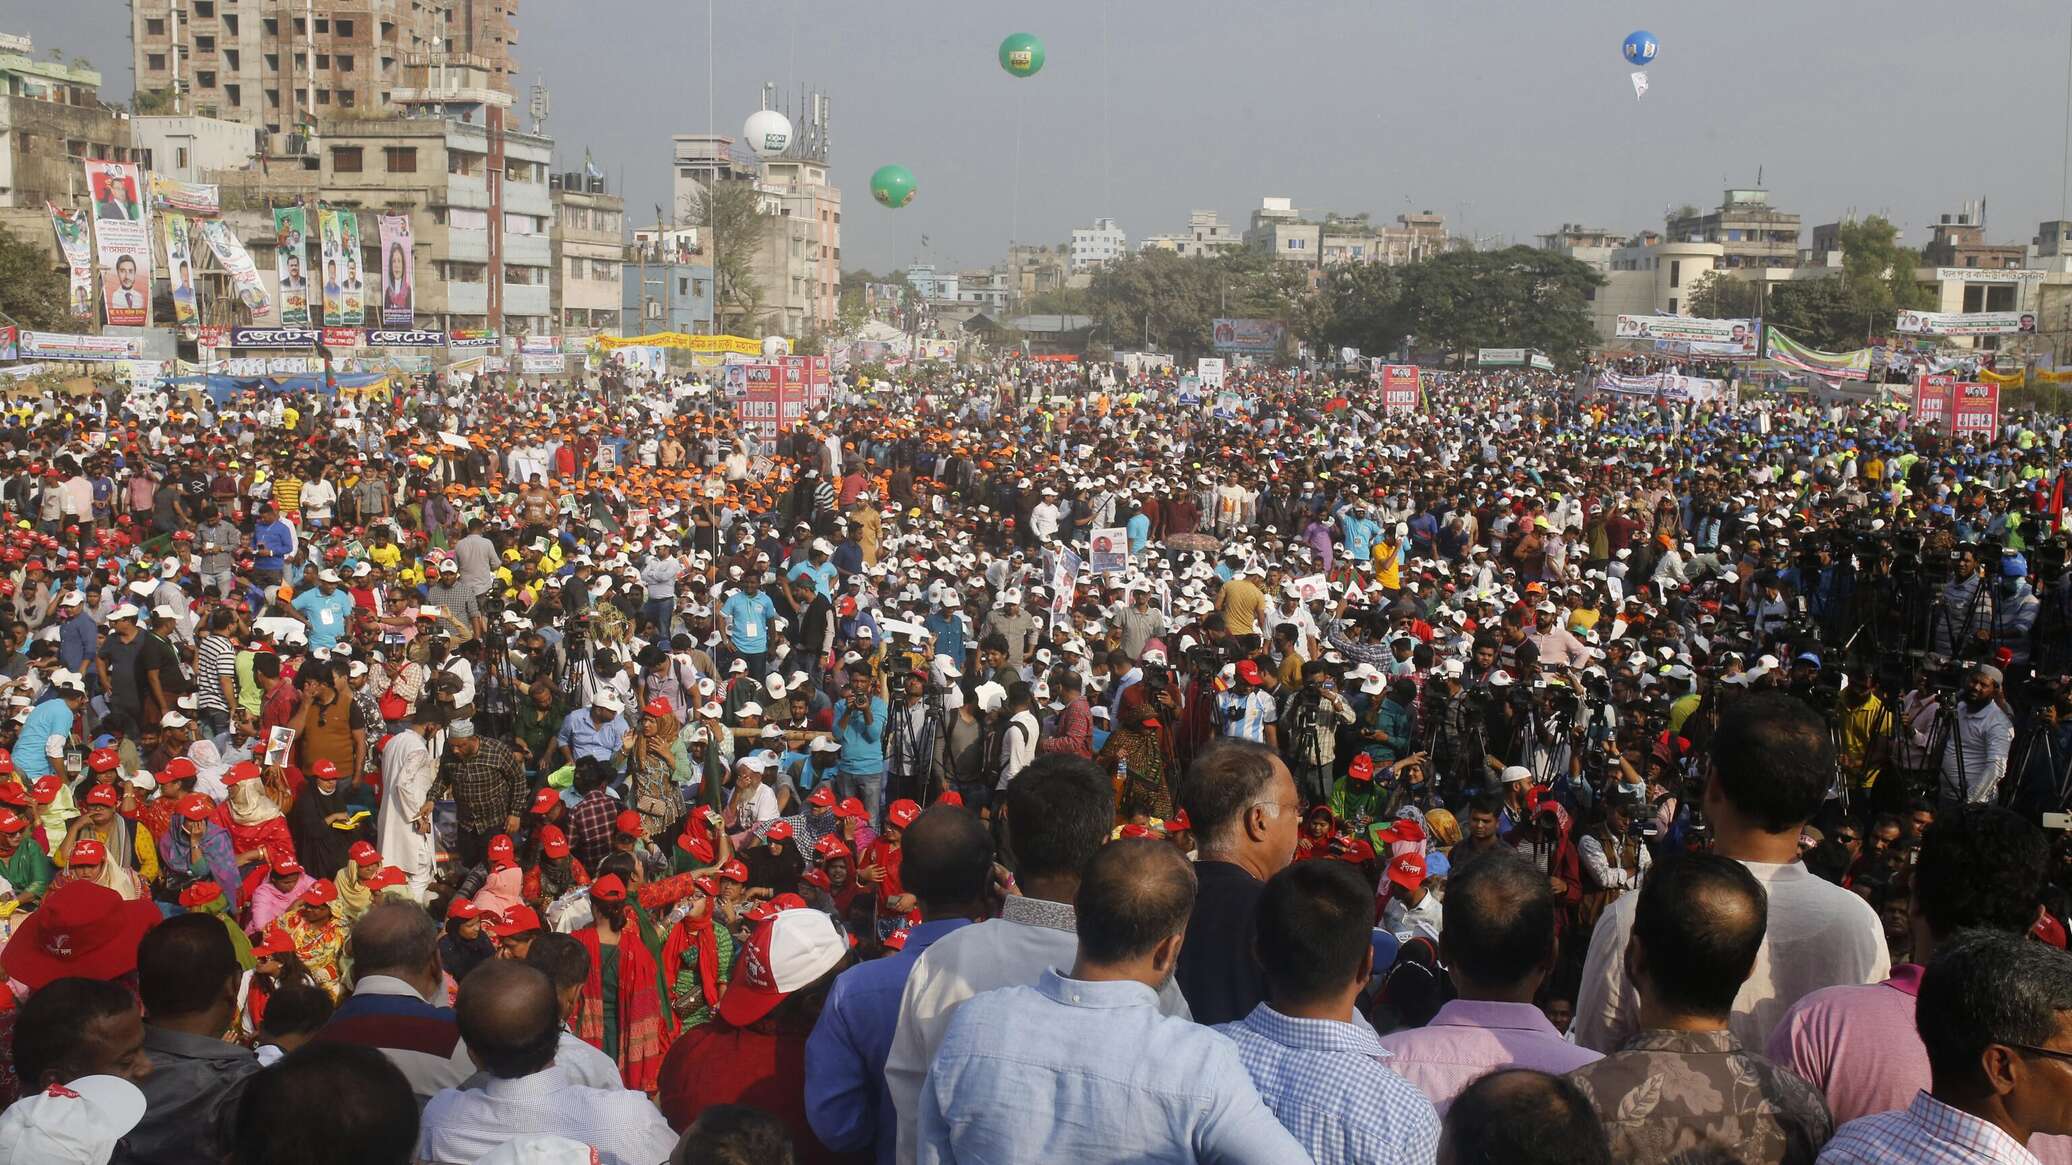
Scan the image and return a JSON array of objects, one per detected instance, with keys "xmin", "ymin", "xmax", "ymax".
[{"xmin": 742, "ymin": 110, "xmax": 793, "ymax": 159}]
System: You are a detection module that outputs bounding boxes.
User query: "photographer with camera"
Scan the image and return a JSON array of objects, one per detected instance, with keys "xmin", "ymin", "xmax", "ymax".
[
  {"xmin": 1577, "ymin": 794, "xmax": 1652, "ymax": 931},
  {"xmin": 1931, "ymin": 543, "xmax": 1998, "ymax": 661},
  {"xmin": 1279, "ymin": 660, "xmax": 1356, "ymax": 809}
]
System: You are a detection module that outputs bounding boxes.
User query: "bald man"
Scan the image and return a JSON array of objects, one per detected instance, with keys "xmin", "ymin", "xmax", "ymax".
[{"xmin": 418, "ymin": 961, "xmax": 676, "ymax": 1164}]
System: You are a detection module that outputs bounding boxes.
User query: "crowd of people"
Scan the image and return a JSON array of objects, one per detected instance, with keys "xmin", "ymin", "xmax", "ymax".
[{"xmin": 0, "ymin": 352, "xmax": 2065, "ymax": 1163}]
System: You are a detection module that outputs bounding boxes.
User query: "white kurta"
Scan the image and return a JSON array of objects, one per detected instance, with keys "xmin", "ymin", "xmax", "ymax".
[{"xmin": 378, "ymin": 730, "xmax": 439, "ymax": 900}]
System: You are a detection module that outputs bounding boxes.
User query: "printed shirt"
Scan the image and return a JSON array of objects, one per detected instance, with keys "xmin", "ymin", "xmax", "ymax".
[{"xmin": 1566, "ymin": 1028, "xmax": 1834, "ymax": 1165}]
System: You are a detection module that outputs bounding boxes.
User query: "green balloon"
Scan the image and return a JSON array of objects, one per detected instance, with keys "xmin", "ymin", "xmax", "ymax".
[
  {"xmin": 998, "ymin": 32, "xmax": 1045, "ymax": 78},
  {"xmin": 869, "ymin": 164, "xmax": 917, "ymax": 209}
]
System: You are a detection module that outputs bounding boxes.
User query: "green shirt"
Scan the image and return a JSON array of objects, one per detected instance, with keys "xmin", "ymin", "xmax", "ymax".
[{"xmin": 0, "ymin": 841, "xmax": 54, "ymax": 907}]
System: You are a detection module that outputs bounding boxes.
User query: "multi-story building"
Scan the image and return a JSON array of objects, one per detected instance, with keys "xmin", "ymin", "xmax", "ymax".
[
  {"xmin": 622, "ymin": 239, "xmax": 713, "ymax": 335},
  {"xmin": 210, "ymin": 93, "xmax": 555, "ymax": 335},
  {"xmin": 129, "ymin": 0, "xmax": 516, "ymax": 139},
  {"xmin": 1002, "ymin": 243, "xmax": 1068, "ymax": 306},
  {"xmin": 668, "ymin": 133, "xmax": 758, "ymax": 227},
  {"xmin": 905, "ymin": 263, "xmax": 955, "ymax": 302},
  {"xmin": 1921, "ymin": 202, "xmax": 2025, "ymax": 271},
  {"xmin": 955, "ymin": 269, "xmax": 1009, "ymax": 313},
  {"xmin": 131, "ymin": 113, "xmax": 260, "ymax": 180},
  {"xmin": 757, "ymin": 154, "xmax": 840, "ymax": 336},
  {"xmin": 1140, "ymin": 209, "xmax": 1242, "ymax": 258},
  {"xmin": 1591, "ymin": 239, "xmax": 1726, "ymax": 339},
  {"xmin": 0, "ymin": 35, "xmax": 140, "ymax": 217},
  {"xmin": 1317, "ymin": 212, "xmax": 1449, "ymax": 267},
  {"xmin": 1246, "ymin": 197, "xmax": 1319, "ymax": 263},
  {"xmin": 1666, "ymin": 189, "xmax": 1801, "ymax": 269},
  {"xmin": 1069, "ymin": 217, "xmax": 1126, "ymax": 272},
  {"xmin": 1538, "ymin": 223, "xmax": 1634, "ymax": 275},
  {"xmin": 550, "ymin": 168, "xmax": 624, "ymax": 334}
]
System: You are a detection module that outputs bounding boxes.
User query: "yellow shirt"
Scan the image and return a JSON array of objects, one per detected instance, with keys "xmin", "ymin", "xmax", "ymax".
[
  {"xmin": 1838, "ymin": 694, "xmax": 1891, "ymax": 787},
  {"xmin": 1371, "ymin": 540, "xmax": 1401, "ymax": 591},
  {"xmin": 282, "ymin": 405, "xmax": 302, "ymax": 432},
  {"xmin": 1217, "ymin": 577, "xmax": 1267, "ymax": 637},
  {"xmin": 273, "ymin": 477, "xmax": 305, "ymax": 514},
  {"xmin": 369, "ymin": 542, "xmax": 403, "ymax": 570}
]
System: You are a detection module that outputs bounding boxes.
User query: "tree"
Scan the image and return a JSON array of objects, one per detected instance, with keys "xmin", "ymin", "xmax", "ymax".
[
  {"xmin": 1759, "ymin": 216, "xmax": 1931, "ymax": 350},
  {"xmin": 1685, "ymin": 270, "xmax": 1761, "ymax": 320},
  {"xmin": 1312, "ymin": 262, "xmax": 1407, "ymax": 356},
  {"xmin": 1022, "ymin": 286, "xmax": 1091, "ymax": 317},
  {"xmin": 690, "ymin": 180, "xmax": 769, "ymax": 334},
  {"xmin": 0, "ymin": 223, "xmax": 74, "ymax": 332},
  {"xmin": 1665, "ymin": 204, "xmax": 1702, "ymax": 235},
  {"xmin": 1392, "ymin": 247, "xmax": 1602, "ymax": 364}
]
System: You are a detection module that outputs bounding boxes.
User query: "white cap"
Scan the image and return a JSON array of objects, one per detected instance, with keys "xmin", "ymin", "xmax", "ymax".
[
  {"xmin": 317, "ymin": 568, "xmax": 342, "ymax": 584},
  {"xmin": 1500, "ymin": 765, "xmax": 1534, "ymax": 784},
  {"xmin": 809, "ymin": 735, "xmax": 842, "ymax": 754},
  {"xmin": 0, "ymin": 1075, "xmax": 148, "ymax": 1165},
  {"xmin": 151, "ymin": 605, "xmax": 182, "ymax": 623},
  {"xmin": 109, "ymin": 604, "xmax": 141, "ymax": 622},
  {"xmin": 765, "ymin": 676, "xmax": 789, "ymax": 700},
  {"xmin": 47, "ymin": 669, "xmax": 85, "ymax": 693},
  {"xmin": 973, "ymin": 681, "xmax": 1008, "ymax": 713},
  {"xmin": 591, "ymin": 689, "xmax": 624, "ymax": 714},
  {"xmin": 736, "ymin": 701, "xmax": 765, "ymax": 719},
  {"xmin": 159, "ymin": 711, "xmax": 191, "ymax": 728}
]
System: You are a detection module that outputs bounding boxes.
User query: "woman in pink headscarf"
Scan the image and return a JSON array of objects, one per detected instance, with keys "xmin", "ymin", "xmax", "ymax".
[
  {"xmin": 244, "ymin": 850, "xmax": 315, "ymax": 935},
  {"xmin": 470, "ymin": 833, "xmax": 527, "ymax": 920}
]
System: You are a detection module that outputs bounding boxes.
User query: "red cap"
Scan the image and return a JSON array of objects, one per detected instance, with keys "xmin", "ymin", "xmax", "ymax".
[
  {"xmin": 814, "ymin": 834, "xmax": 852, "ymax": 861},
  {"xmin": 449, "ymin": 898, "xmax": 483, "ymax": 922},
  {"xmin": 613, "ymin": 810, "xmax": 642, "ymax": 837},
  {"xmin": 28, "ymin": 777, "xmax": 60, "ymax": 805},
  {"xmin": 0, "ymin": 753, "xmax": 14, "ymax": 777},
  {"xmin": 1235, "ymin": 659, "xmax": 1263, "ymax": 684},
  {"xmin": 268, "ymin": 850, "xmax": 304, "ymax": 877},
  {"xmin": 309, "ymin": 759, "xmax": 340, "ymax": 781},
  {"xmin": 1378, "ymin": 818, "xmax": 1426, "ymax": 845},
  {"xmin": 251, "ymin": 927, "xmax": 294, "ymax": 957},
  {"xmin": 2036, "ymin": 907, "xmax": 2069, "ymax": 950},
  {"xmin": 717, "ymin": 905, "xmax": 848, "ymax": 1028},
  {"xmin": 939, "ymin": 790, "xmax": 965, "ymax": 808},
  {"xmin": 86, "ymin": 748, "xmax": 119, "ymax": 774},
  {"xmin": 1386, "ymin": 853, "xmax": 1428, "ymax": 892},
  {"xmin": 677, "ymin": 830, "xmax": 715, "ymax": 864},
  {"xmin": 487, "ymin": 834, "xmax": 517, "ymax": 869},
  {"xmin": 800, "ymin": 868, "xmax": 831, "ymax": 890},
  {"xmin": 834, "ymin": 797, "xmax": 868, "ymax": 821},
  {"xmin": 83, "ymin": 784, "xmax": 120, "ymax": 808},
  {"xmin": 887, "ymin": 799, "xmax": 922, "ymax": 829},
  {"xmin": 807, "ymin": 785, "xmax": 838, "ymax": 809},
  {"xmin": 68, "ymin": 839, "xmax": 106, "ymax": 866},
  {"xmin": 1118, "ymin": 823, "xmax": 1154, "ymax": 839},
  {"xmin": 177, "ymin": 881, "xmax": 225, "ymax": 908},
  {"xmin": 0, "ymin": 784, "xmax": 25, "ymax": 809},
  {"xmin": 159, "ymin": 757, "xmax": 198, "ymax": 783},
  {"xmin": 766, "ymin": 820, "xmax": 794, "ymax": 842},
  {"xmin": 176, "ymin": 793, "xmax": 214, "ymax": 821},
  {"xmin": 643, "ymin": 696, "xmax": 674, "ymax": 718},
  {"xmin": 590, "ymin": 874, "xmax": 628, "ymax": 902},
  {"xmin": 693, "ymin": 875, "xmax": 721, "ymax": 897},
  {"xmin": 349, "ymin": 840, "xmax": 381, "ymax": 866},
  {"xmin": 363, "ymin": 865, "xmax": 407, "ymax": 890},
  {"xmin": 300, "ymin": 879, "xmax": 338, "ymax": 906},
  {"xmin": 530, "ymin": 824, "xmax": 566, "ymax": 859},
  {"xmin": 1348, "ymin": 754, "xmax": 1376, "ymax": 783},
  {"xmin": 528, "ymin": 787, "xmax": 560, "ymax": 815},
  {"xmin": 226, "ymin": 761, "xmax": 262, "ymax": 785},
  {"xmin": 0, "ymin": 810, "xmax": 25, "ymax": 834},
  {"xmin": 718, "ymin": 858, "xmax": 749, "ymax": 883},
  {"xmin": 883, "ymin": 927, "xmax": 911, "ymax": 952},
  {"xmin": 1166, "ymin": 808, "xmax": 1191, "ymax": 832}
]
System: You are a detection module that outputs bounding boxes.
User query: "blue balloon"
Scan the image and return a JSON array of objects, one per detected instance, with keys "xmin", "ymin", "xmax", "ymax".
[{"xmin": 1622, "ymin": 30, "xmax": 1658, "ymax": 65}]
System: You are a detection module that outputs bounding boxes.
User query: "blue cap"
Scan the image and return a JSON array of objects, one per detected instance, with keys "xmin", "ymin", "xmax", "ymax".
[{"xmin": 1795, "ymin": 652, "xmax": 1822, "ymax": 668}]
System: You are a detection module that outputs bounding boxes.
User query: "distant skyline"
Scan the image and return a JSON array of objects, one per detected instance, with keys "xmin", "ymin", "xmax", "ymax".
[{"xmin": 22, "ymin": 0, "xmax": 2072, "ymax": 276}]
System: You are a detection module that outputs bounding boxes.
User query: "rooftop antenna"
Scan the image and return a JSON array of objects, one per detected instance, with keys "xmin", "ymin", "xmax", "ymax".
[{"xmin": 528, "ymin": 75, "xmax": 550, "ymax": 136}]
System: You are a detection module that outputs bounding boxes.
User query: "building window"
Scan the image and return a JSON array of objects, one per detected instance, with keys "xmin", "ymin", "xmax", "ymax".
[
  {"xmin": 679, "ymin": 278, "xmax": 689, "ymax": 295},
  {"xmin": 265, "ymin": 53, "xmax": 278, "ymax": 71},
  {"xmin": 337, "ymin": 19, "xmax": 354, "ymax": 36},
  {"xmin": 316, "ymin": 89, "xmax": 330, "ymax": 104},
  {"xmin": 338, "ymin": 90, "xmax": 355, "ymax": 107},
  {"xmin": 1669, "ymin": 260, "xmax": 1681, "ymax": 289},
  {"xmin": 338, "ymin": 54, "xmax": 354, "ymax": 71},
  {"xmin": 332, "ymin": 146, "xmax": 363, "ymax": 172},
  {"xmin": 198, "ymin": 70, "xmax": 218, "ymax": 87},
  {"xmin": 384, "ymin": 146, "xmax": 416, "ymax": 172},
  {"xmin": 266, "ymin": 88, "xmax": 279, "ymax": 106},
  {"xmin": 693, "ymin": 280, "xmax": 707, "ymax": 297},
  {"xmin": 145, "ymin": 18, "xmax": 166, "ymax": 35},
  {"xmin": 1667, "ymin": 298, "xmax": 1678, "ymax": 314},
  {"xmin": 195, "ymin": 0, "xmax": 214, "ymax": 15},
  {"xmin": 225, "ymin": 84, "xmax": 240, "ymax": 105},
  {"xmin": 225, "ymin": 50, "xmax": 238, "ymax": 69},
  {"xmin": 314, "ymin": 17, "xmax": 329, "ymax": 32},
  {"xmin": 148, "ymin": 53, "xmax": 167, "ymax": 70},
  {"xmin": 196, "ymin": 35, "xmax": 216, "ymax": 53},
  {"xmin": 264, "ymin": 17, "xmax": 278, "ymax": 35},
  {"xmin": 224, "ymin": 15, "xmax": 237, "ymax": 35},
  {"xmin": 315, "ymin": 53, "xmax": 330, "ymax": 68}
]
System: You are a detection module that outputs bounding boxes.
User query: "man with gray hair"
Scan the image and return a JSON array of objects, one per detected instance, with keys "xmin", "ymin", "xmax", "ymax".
[
  {"xmin": 1939, "ymin": 664, "xmax": 2015, "ymax": 804},
  {"xmin": 1176, "ymin": 740, "xmax": 1302, "ymax": 1025},
  {"xmin": 1820, "ymin": 931, "xmax": 2072, "ymax": 1162},
  {"xmin": 314, "ymin": 899, "xmax": 476, "ymax": 1104}
]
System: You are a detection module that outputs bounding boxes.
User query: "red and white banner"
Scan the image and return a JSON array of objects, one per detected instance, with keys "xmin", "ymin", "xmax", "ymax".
[
  {"xmin": 1379, "ymin": 364, "xmax": 1421, "ymax": 413},
  {"xmin": 1913, "ymin": 375, "xmax": 2000, "ymax": 440}
]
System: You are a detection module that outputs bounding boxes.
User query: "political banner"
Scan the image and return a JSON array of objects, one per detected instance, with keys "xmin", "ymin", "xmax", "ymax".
[
  {"xmin": 1895, "ymin": 310, "xmax": 2034, "ymax": 337},
  {"xmin": 593, "ymin": 332, "xmax": 769, "ymax": 355},
  {"xmin": 272, "ymin": 206, "xmax": 312, "ymax": 327},
  {"xmin": 1380, "ymin": 364, "xmax": 1421, "ymax": 413},
  {"xmin": 1615, "ymin": 314, "xmax": 1759, "ymax": 355},
  {"xmin": 318, "ymin": 207, "xmax": 367, "ymax": 326},
  {"xmin": 83, "ymin": 160, "xmax": 150, "ymax": 327},
  {"xmin": 159, "ymin": 213, "xmax": 200, "ymax": 330},
  {"xmin": 1289, "ymin": 574, "xmax": 1331, "ymax": 603},
  {"xmin": 194, "ymin": 217, "xmax": 274, "ymax": 321},
  {"xmin": 229, "ymin": 327, "xmax": 320, "ymax": 348},
  {"xmin": 1211, "ymin": 318, "xmax": 1284, "ymax": 355},
  {"xmin": 519, "ymin": 335, "xmax": 559, "ymax": 355},
  {"xmin": 729, "ymin": 362, "xmax": 784, "ymax": 439},
  {"xmin": 366, "ymin": 329, "xmax": 445, "ymax": 348},
  {"xmin": 520, "ymin": 353, "xmax": 566, "ymax": 374},
  {"xmin": 1477, "ymin": 348, "xmax": 1529, "ymax": 367},
  {"xmin": 1051, "ymin": 547, "xmax": 1081, "ymax": 623},
  {"xmin": 377, "ymin": 214, "xmax": 414, "ymax": 326},
  {"xmin": 1912, "ymin": 375, "xmax": 1953, "ymax": 428},
  {"xmin": 18, "ymin": 331, "xmax": 143, "ymax": 361},
  {"xmin": 1590, "ymin": 371, "xmax": 1728, "ymax": 402},
  {"xmin": 147, "ymin": 173, "xmax": 219, "ymax": 215},
  {"xmin": 321, "ymin": 327, "xmax": 361, "ymax": 348},
  {"xmin": 448, "ymin": 330, "xmax": 499, "ymax": 350},
  {"xmin": 1764, "ymin": 328, "xmax": 1871, "ymax": 381},
  {"xmin": 1087, "ymin": 528, "xmax": 1128, "ymax": 574},
  {"xmin": 1952, "ymin": 381, "xmax": 2001, "ymax": 441},
  {"xmin": 1196, "ymin": 357, "xmax": 1226, "ymax": 388},
  {"xmin": 196, "ymin": 325, "xmax": 230, "ymax": 350},
  {"xmin": 47, "ymin": 204, "xmax": 94, "ymax": 321}
]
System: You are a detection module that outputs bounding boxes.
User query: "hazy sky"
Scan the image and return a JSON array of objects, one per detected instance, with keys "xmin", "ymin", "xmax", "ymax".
[{"xmin": 22, "ymin": 0, "xmax": 2072, "ymax": 276}]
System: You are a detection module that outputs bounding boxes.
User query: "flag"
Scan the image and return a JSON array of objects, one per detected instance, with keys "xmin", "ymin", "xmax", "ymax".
[
  {"xmin": 583, "ymin": 148, "xmax": 603, "ymax": 181},
  {"xmin": 1630, "ymin": 71, "xmax": 1649, "ymax": 100}
]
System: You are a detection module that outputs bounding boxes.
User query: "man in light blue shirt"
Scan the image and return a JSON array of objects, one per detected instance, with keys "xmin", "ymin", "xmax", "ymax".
[
  {"xmin": 549, "ymin": 691, "xmax": 629, "ymax": 772},
  {"xmin": 806, "ymin": 806, "xmax": 986, "ymax": 1164},
  {"xmin": 14, "ymin": 675, "xmax": 85, "ymax": 782},
  {"xmin": 788, "ymin": 538, "xmax": 839, "ymax": 599},
  {"xmin": 916, "ymin": 838, "xmax": 1305, "ymax": 1164},
  {"xmin": 1339, "ymin": 502, "xmax": 1381, "ymax": 564},
  {"xmin": 720, "ymin": 575, "xmax": 778, "ymax": 677},
  {"xmin": 1219, "ymin": 860, "xmax": 1440, "ymax": 1164},
  {"xmin": 1126, "ymin": 503, "xmax": 1152, "ymax": 555},
  {"xmin": 832, "ymin": 663, "xmax": 887, "ymax": 825},
  {"xmin": 291, "ymin": 568, "xmax": 357, "ymax": 651}
]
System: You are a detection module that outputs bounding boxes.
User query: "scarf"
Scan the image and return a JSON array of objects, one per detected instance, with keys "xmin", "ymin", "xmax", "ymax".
[
  {"xmin": 229, "ymin": 780, "xmax": 284, "ymax": 827},
  {"xmin": 572, "ymin": 919, "xmax": 672, "ymax": 1091},
  {"xmin": 473, "ymin": 865, "xmax": 525, "ymax": 919},
  {"xmin": 335, "ymin": 860, "xmax": 377, "ymax": 922},
  {"xmin": 248, "ymin": 872, "xmax": 313, "ymax": 934},
  {"xmin": 659, "ymin": 908, "xmax": 723, "ymax": 1025}
]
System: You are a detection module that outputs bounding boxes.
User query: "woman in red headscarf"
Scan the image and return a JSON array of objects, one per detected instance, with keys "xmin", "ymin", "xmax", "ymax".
[
  {"xmin": 1098, "ymin": 680, "xmax": 1176, "ymax": 821},
  {"xmin": 571, "ymin": 867, "xmax": 673, "ymax": 1091}
]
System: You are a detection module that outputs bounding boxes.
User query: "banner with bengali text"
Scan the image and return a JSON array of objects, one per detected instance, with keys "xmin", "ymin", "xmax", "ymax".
[
  {"xmin": 1895, "ymin": 310, "xmax": 2033, "ymax": 337},
  {"xmin": 377, "ymin": 214, "xmax": 414, "ymax": 326},
  {"xmin": 160, "ymin": 213, "xmax": 200, "ymax": 330},
  {"xmin": 147, "ymin": 173, "xmax": 219, "ymax": 215},
  {"xmin": 272, "ymin": 206, "xmax": 312, "ymax": 327},
  {"xmin": 1763, "ymin": 328, "xmax": 1871, "ymax": 381},
  {"xmin": 47, "ymin": 204, "xmax": 95, "ymax": 321},
  {"xmin": 83, "ymin": 160, "xmax": 150, "ymax": 327},
  {"xmin": 594, "ymin": 332, "xmax": 769, "ymax": 355}
]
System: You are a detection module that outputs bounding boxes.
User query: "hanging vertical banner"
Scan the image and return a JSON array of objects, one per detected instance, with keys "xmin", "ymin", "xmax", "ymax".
[
  {"xmin": 272, "ymin": 206, "xmax": 312, "ymax": 327},
  {"xmin": 318, "ymin": 207, "xmax": 348, "ymax": 326},
  {"xmin": 376, "ymin": 214, "xmax": 414, "ymax": 326},
  {"xmin": 83, "ymin": 160, "xmax": 150, "ymax": 327},
  {"xmin": 160, "ymin": 212, "xmax": 200, "ymax": 330},
  {"xmin": 196, "ymin": 218, "xmax": 275, "ymax": 321},
  {"xmin": 146, "ymin": 174, "xmax": 220, "ymax": 215},
  {"xmin": 47, "ymin": 204, "xmax": 95, "ymax": 320}
]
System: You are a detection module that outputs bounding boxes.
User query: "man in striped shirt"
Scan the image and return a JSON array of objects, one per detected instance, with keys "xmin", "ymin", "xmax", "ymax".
[{"xmin": 314, "ymin": 899, "xmax": 474, "ymax": 1105}]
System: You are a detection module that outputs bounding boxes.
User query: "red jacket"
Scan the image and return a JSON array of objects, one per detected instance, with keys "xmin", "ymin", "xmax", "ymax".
[{"xmin": 656, "ymin": 1022, "xmax": 864, "ymax": 1165}]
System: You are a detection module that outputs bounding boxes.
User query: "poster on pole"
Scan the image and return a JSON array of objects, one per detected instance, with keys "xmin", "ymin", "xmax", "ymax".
[
  {"xmin": 1087, "ymin": 528, "xmax": 1128, "ymax": 574},
  {"xmin": 377, "ymin": 214, "xmax": 414, "ymax": 326},
  {"xmin": 195, "ymin": 218, "xmax": 275, "ymax": 320},
  {"xmin": 1950, "ymin": 380, "xmax": 2001, "ymax": 441},
  {"xmin": 83, "ymin": 160, "xmax": 150, "ymax": 327},
  {"xmin": 1379, "ymin": 364, "xmax": 1421, "ymax": 413},
  {"xmin": 47, "ymin": 204, "xmax": 95, "ymax": 321},
  {"xmin": 272, "ymin": 206, "xmax": 312, "ymax": 327},
  {"xmin": 1196, "ymin": 357, "xmax": 1225, "ymax": 388},
  {"xmin": 160, "ymin": 213, "xmax": 200, "ymax": 330}
]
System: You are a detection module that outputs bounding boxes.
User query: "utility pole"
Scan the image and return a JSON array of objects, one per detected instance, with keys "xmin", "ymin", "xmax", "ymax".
[{"xmin": 169, "ymin": 1, "xmax": 182, "ymax": 113}]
